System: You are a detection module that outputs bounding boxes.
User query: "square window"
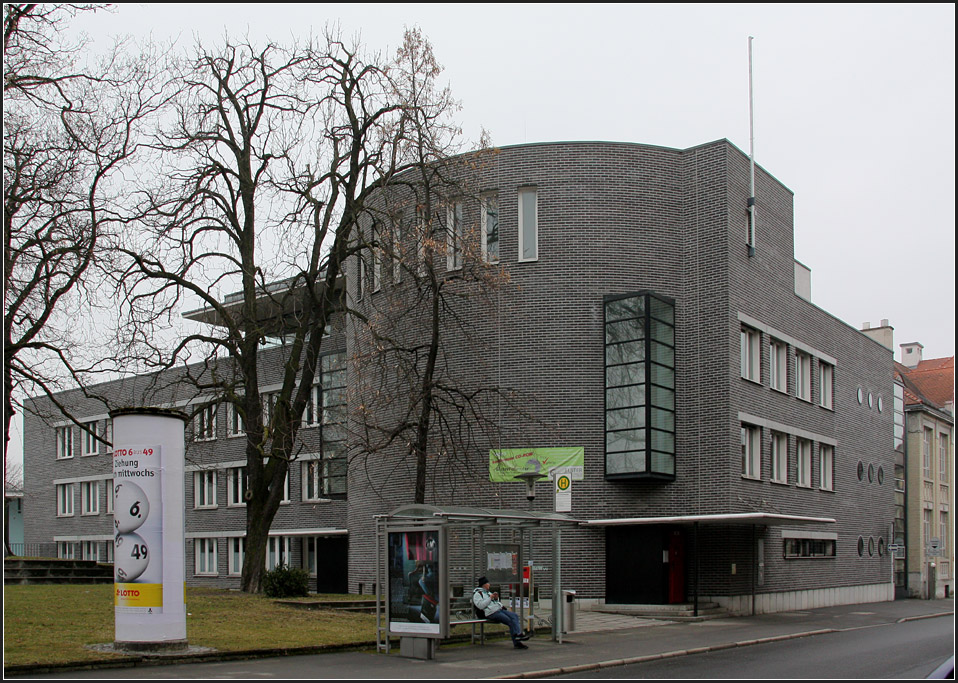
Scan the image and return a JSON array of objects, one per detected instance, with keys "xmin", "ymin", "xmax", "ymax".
[
  {"xmin": 195, "ymin": 538, "xmax": 218, "ymax": 575},
  {"xmin": 194, "ymin": 471, "xmax": 217, "ymax": 509},
  {"xmin": 266, "ymin": 536, "xmax": 291, "ymax": 571},
  {"xmin": 195, "ymin": 404, "xmax": 217, "ymax": 441}
]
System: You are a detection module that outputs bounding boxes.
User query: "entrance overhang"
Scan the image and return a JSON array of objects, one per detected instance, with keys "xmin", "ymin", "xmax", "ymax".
[{"xmin": 582, "ymin": 512, "xmax": 835, "ymax": 527}]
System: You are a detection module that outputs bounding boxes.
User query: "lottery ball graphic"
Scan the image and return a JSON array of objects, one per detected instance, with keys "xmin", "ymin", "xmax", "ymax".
[
  {"xmin": 115, "ymin": 532, "xmax": 150, "ymax": 582},
  {"xmin": 114, "ymin": 481, "xmax": 149, "ymax": 534}
]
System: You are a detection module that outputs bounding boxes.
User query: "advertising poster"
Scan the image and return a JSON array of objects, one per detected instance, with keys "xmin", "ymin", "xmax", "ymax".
[
  {"xmin": 113, "ymin": 445, "xmax": 164, "ymax": 613},
  {"xmin": 387, "ymin": 529, "xmax": 441, "ymax": 635},
  {"xmin": 489, "ymin": 447, "xmax": 584, "ymax": 482}
]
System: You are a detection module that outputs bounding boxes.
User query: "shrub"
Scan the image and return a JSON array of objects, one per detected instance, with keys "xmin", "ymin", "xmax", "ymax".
[{"xmin": 262, "ymin": 564, "xmax": 310, "ymax": 598}]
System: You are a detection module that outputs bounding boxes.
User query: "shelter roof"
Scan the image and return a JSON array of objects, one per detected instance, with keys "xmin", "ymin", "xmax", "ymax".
[{"xmin": 582, "ymin": 512, "xmax": 835, "ymax": 527}]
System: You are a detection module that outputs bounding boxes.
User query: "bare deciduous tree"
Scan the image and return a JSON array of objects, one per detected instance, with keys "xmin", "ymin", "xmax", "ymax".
[
  {"xmin": 3, "ymin": 4, "xmax": 164, "ymax": 524},
  {"xmin": 116, "ymin": 28, "xmax": 461, "ymax": 592}
]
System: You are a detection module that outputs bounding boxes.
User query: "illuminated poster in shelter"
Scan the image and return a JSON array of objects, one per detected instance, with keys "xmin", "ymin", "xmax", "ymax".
[{"xmin": 387, "ymin": 529, "xmax": 442, "ymax": 635}]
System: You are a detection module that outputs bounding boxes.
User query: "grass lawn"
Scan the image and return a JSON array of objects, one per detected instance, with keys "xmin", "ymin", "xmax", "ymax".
[{"xmin": 3, "ymin": 585, "xmax": 378, "ymax": 669}]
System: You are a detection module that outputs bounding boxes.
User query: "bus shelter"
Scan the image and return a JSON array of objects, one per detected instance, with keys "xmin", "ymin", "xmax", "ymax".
[{"xmin": 375, "ymin": 504, "xmax": 581, "ymax": 658}]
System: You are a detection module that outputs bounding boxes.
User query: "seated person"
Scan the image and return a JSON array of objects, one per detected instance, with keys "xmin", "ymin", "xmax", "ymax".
[{"xmin": 472, "ymin": 576, "xmax": 531, "ymax": 649}]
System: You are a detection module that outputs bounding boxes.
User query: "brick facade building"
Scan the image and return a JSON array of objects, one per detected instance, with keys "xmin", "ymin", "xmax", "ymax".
[{"xmin": 23, "ymin": 139, "xmax": 896, "ymax": 612}]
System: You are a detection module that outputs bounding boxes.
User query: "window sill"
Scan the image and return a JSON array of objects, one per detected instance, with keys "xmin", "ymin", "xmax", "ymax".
[
  {"xmin": 796, "ymin": 483, "xmax": 812, "ymax": 489},
  {"xmin": 796, "ymin": 395, "xmax": 812, "ymax": 403},
  {"xmin": 81, "ymin": 511, "xmax": 100, "ymax": 516},
  {"xmin": 818, "ymin": 404, "xmax": 834, "ymax": 412},
  {"xmin": 820, "ymin": 487, "xmax": 835, "ymax": 493},
  {"xmin": 56, "ymin": 513, "xmax": 75, "ymax": 518},
  {"xmin": 227, "ymin": 502, "xmax": 246, "ymax": 508},
  {"xmin": 770, "ymin": 386, "xmax": 788, "ymax": 395},
  {"xmin": 227, "ymin": 433, "xmax": 246, "ymax": 439},
  {"xmin": 741, "ymin": 474, "xmax": 761, "ymax": 482},
  {"xmin": 783, "ymin": 555, "xmax": 836, "ymax": 560},
  {"xmin": 741, "ymin": 376, "xmax": 763, "ymax": 386},
  {"xmin": 56, "ymin": 456, "xmax": 74, "ymax": 461},
  {"xmin": 770, "ymin": 478, "xmax": 789, "ymax": 486},
  {"xmin": 517, "ymin": 257, "xmax": 539, "ymax": 263},
  {"xmin": 194, "ymin": 572, "xmax": 219, "ymax": 577},
  {"xmin": 81, "ymin": 453, "xmax": 99, "ymax": 457},
  {"xmin": 194, "ymin": 438, "xmax": 217, "ymax": 443},
  {"xmin": 194, "ymin": 505, "xmax": 219, "ymax": 510}
]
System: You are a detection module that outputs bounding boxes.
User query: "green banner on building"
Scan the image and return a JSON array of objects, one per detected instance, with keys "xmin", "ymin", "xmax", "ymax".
[{"xmin": 489, "ymin": 447, "xmax": 584, "ymax": 482}]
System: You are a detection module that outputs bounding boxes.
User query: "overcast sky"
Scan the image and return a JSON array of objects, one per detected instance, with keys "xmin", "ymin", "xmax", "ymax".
[{"xmin": 7, "ymin": 3, "xmax": 954, "ymax": 469}]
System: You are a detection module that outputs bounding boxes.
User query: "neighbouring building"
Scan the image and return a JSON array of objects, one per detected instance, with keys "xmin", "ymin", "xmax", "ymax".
[{"xmin": 23, "ymin": 139, "xmax": 896, "ymax": 613}]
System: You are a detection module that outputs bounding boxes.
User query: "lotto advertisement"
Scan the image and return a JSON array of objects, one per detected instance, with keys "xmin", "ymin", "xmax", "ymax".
[{"xmin": 113, "ymin": 445, "xmax": 164, "ymax": 612}]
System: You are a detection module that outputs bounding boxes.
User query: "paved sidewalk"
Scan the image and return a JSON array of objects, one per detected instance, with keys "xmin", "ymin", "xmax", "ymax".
[{"xmin": 7, "ymin": 598, "xmax": 953, "ymax": 679}]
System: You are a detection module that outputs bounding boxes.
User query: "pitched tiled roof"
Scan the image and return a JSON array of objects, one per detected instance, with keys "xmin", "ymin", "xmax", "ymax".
[{"xmin": 895, "ymin": 356, "xmax": 954, "ymax": 411}]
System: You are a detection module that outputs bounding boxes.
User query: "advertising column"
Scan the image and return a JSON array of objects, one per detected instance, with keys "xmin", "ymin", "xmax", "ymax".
[{"xmin": 111, "ymin": 408, "xmax": 188, "ymax": 651}]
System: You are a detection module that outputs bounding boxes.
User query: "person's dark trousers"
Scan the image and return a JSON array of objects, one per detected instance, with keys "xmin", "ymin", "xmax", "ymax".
[{"xmin": 487, "ymin": 608, "xmax": 522, "ymax": 638}]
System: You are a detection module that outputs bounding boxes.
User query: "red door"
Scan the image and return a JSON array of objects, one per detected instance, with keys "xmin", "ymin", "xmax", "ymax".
[{"xmin": 667, "ymin": 529, "xmax": 685, "ymax": 604}]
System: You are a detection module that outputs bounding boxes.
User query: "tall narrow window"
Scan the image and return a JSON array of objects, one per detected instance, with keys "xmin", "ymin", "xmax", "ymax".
[
  {"xmin": 56, "ymin": 483, "xmax": 74, "ymax": 516},
  {"xmin": 518, "ymin": 186, "xmax": 538, "ymax": 261},
  {"xmin": 604, "ymin": 292, "xmax": 675, "ymax": 480},
  {"xmin": 266, "ymin": 536, "xmax": 291, "ymax": 570},
  {"xmin": 193, "ymin": 471, "xmax": 217, "ymax": 509},
  {"xmin": 893, "ymin": 382, "xmax": 905, "ymax": 450},
  {"xmin": 741, "ymin": 424, "xmax": 760, "ymax": 479},
  {"xmin": 481, "ymin": 193, "xmax": 499, "ymax": 263},
  {"xmin": 741, "ymin": 327, "xmax": 761, "ymax": 382},
  {"xmin": 81, "ymin": 480, "xmax": 100, "ymax": 515},
  {"xmin": 357, "ymin": 253, "xmax": 366, "ymax": 299},
  {"xmin": 446, "ymin": 201, "xmax": 463, "ymax": 270},
  {"xmin": 227, "ymin": 467, "xmax": 248, "ymax": 506},
  {"xmin": 819, "ymin": 444, "xmax": 834, "ymax": 491},
  {"xmin": 372, "ymin": 246, "xmax": 381, "ymax": 292},
  {"xmin": 82, "ymin": 421, "xmax": 101, "ymax": 456},
  {"xmin": 769, "ymin": 339, "xmax": 787, "ymax": 391},
  {"xmin": 195, "ymin": 404, "xmax": 216, "ymax": 441},
  {"xmin": 795, "ymin": 352, "xmax": 811, "ymax": 401},
  {"xmin": 56, "ymin": 426, "xmax": 74, "ymax": 460},
  {"xmin": 392, "ymin": 223, "xmax": 402, "ymax": 283},
  {"xmin": 228, "ymin": 537, "xmax": 246, "ymax": 575},
  {"xmin": 106, "ymin": 478, "xmax": 114, "ymax": 514},
  {"xmin": 796, "ymin": 439, "xmax": 812, "ymax": 487},
  {"xmin": 924, "ymin": 427, "xmax": 933, "ymax": 477},
  {"xmin": 227, "ymin": 403, "xmax": 245, "ymax": 437},
  {"xmin": 940, "ymin": 433, "xmax": 949, "ymax": 480},
  {"xmin": 771, "ymin": 432, "xmax": 788, "ymax": 483},
  {"xmin": 819, "ymin": 362, "xmax": 834, "ymax": 409}
]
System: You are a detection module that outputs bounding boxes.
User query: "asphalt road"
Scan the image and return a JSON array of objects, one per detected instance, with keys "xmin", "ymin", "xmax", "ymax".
[{"xmin": 556, "ymin": 614, "xmax": 955, "ymax": 679}]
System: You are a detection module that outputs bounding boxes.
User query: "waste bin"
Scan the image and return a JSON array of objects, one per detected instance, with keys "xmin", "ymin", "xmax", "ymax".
[{"xmin": 561, "ymin": 589, "xmax": 576, "ymax": 633}]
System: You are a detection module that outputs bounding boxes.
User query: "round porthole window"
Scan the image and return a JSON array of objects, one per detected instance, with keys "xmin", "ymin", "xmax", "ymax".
[
  {"xmin": 858, "ymin": 536, "xmax": 865, "ymax": 557},
  {"xmin": 877, "ymin": 466, "xmax": 885, "ymax": 485},
  {"xmin": 868, "ymin": 393, "xmax": 874, "ymax": 408},
  {"xmin": 868, "ymin": 464, "xmax": 875, "ymax": 482},
  {"xmin": 857, "ymin": 387, "xmax": 864, "ymax": 404},
  {"xmin": 858, "ymin": 461, "xmax": 864, "ymax": 481},
  {"xmin": 868, "ymin": 537, "xmax": 875, "ymax": 556},
  {"xmin": 878, "ymin": 537, "xmax": 886, "ymax": 557}
]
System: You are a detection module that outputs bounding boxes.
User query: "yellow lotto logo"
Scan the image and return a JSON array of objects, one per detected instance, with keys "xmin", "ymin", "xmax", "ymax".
[
  {"xmin": 557, "ymin": 475, "xmax": 571, "ymax": 491},
  {"xmin": 115, "ymin": 582, "xmax": 163, "ymax": 607}
]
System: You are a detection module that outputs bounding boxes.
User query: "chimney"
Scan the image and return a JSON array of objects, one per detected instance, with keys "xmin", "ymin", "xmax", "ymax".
[
  {"xmin": 861, "ymin": 321, "xmax": 894, "ymax": 351},
  {"xmin": 900, "ymin": 342, "xmax": 924, "ymax": 368}
]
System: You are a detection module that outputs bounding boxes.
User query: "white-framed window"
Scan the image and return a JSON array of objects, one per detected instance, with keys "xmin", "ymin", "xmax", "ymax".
[
  {"xmin": 195, "ymin": 404, "xmax": 217, "ymax": 441},
  {"xmin": 81, "ymin": 540, "xmax": 98, "ymax": 561},
  {"xmin": 303, "ymin": 458, "xmax": 346, "ymax": 500},
  {"xmin": 771, "ymin": 431, "xmax": 788, "ymax": 484},
  {"xmin": 227, "ymin": 466, "xmax": 248, "ymax": 506},
  {"xmin": 56, "ymin": 483, "xmax": 74, "ymax": 516},
  {"xmin": 227, "ymin": 403, "xmax": 245, "ymax": 437},
  {"xmin": 940, "ymin": 511, "xmax": 949, "ymax": 551},
  {"xmin": 82, "ymin": 421, "xmax": 101, "ymax": 456},
  {"xmin": 357, "ymin": 252, "xmax": 366, "ymax": 299},
  {"xmin": 372, "ymin": 245, "xmax": 381, "ymax": 292},
  {"xmin": 795, "ymin": 352, "xmax": 812, "ymax": 401},
  {"xmin": 923, "ymin": 508, "xmax": 932, "ymax": 543},
  {"xmin": 819, "ymin": 444, "xmax": 834, "ymax": 491},
  {"xmin": 195, "ymin": 538, "xmax": 218, "ymax": 575},
  {"xmin": 392, "ymin": 223, "xmax": 402, "ymax": 284},
  {"xmin": 415, "ymin": 206, "xmax": 427, "ymax": 277},
  {"xmin": 104, "ymin": 419, "xmax": 113, "ymax": 453},
  {"xmin": 105, "ymin": 479, "xmax": 114, "ymax": 514},
  {"xmin": 262, "ymin": 392, "xmax": 279, "ymax": 431},
  {"xmin": 481, "ymin": 193, "xmax": 499, "ymax": 264},
  {"xmin": 940, "ymin": 433, "xmax": 949, "ymax": 480},
  {"xmin": 80, "ymin": 480, "xmax": 100, "ymax": 515},
  {"xmin": 796, "ymin": 438, "xmax": 812, "ymax": 487},
  {"xmin": 306, "ymin": 537, "xmax": 319, "ymax": 576},
  {"xmin": 818, "ymin": 362, "xmax": 834, "ymax": 409},
  {"xmin": 266, "ymin": 536, "xmax": 291, "ymax": 571},
  {"xmin": 769, "ymin": 339, "xmax": 787, "ymax": 392},
  {"xmin": 193, "ymin": 470, "xmax": 217, "ymax": 509},
  {"xmin": 105, "ymin": 540, "xmax": 114, "ymax": 564},
  {"xmin": 57, "ymin": 541, "xmax": 76, "ymax": 559},
  {"xmin": 741, "ymin": 327, "xmax": 761, "ymax": 382},
  {"xmin": 924, "ymin": 427, "xmax": 933, "ymax": 477},
  {"xmin": 303, "ymin": 385, "xmax": 321, "ymax": 426},
  {"xmin": 446, "ymin": 201, "xmax": 463, "ymax": 271},
  {"xmin": 280, "ymin": 470, "xmax": 290, "ymax": 503},
  {"xmin": 741, "ymin": 424, "xmax": 760, "ymax": 480},
  {"xmin": 228, "ymin": 537, "xmax": 245, "ymax": 575},
  {"xmin": 56, "ymin": 425, "xmax": 74, "ymax": 459},
  {"xmin": 518, "ymin": 186, "xmax": 538, "ymax": 261}
]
